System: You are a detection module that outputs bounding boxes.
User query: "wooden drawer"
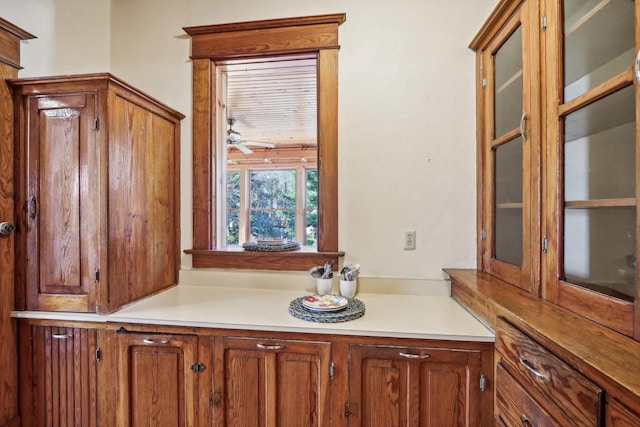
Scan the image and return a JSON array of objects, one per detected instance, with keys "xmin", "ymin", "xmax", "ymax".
[
  {"xmin": 607, "ymin": 399, "xmax": 640, "ymax": 427},
  {"xmin": 495, "ymin": 318, "xmax": 603, "ymax": 426},
  {"xmin": 496, "ymin": 363, "xmax": 570, "ymax": 426}
]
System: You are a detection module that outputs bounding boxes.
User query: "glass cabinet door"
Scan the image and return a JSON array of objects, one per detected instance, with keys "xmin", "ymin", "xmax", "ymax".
[
  {"xmin": 481, "ymin": 0, "xmax": 538, "ymax": 292},
  {"xmin": 545, "ymin": 0, "xmax": 637, "ymax": 335}
]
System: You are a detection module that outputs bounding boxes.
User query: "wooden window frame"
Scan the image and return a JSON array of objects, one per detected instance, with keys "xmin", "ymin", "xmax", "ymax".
[{"xmin": 183, "ymin": 14, "xmax": 346, "ymax": 271}]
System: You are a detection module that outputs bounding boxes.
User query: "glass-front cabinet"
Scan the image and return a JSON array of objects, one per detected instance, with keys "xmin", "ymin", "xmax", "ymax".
[
  {"xmin": 478, "ymin": 0, "xmax": 540, "ymax": 294},
  {"xmin": 544, "ymin": 0, "xmax": 638, "ymax": 336},
  {"xmin": 473, "ymin": 0, "xmax": 640, "ymax": 339}
]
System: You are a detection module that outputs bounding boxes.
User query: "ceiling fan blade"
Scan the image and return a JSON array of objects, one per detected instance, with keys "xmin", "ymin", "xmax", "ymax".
[
  {"xmin": 230, "ymin": 142, "xmax": 253, "ymax": 154},
  {"xmin": 243, "ymin": 140, "xmax": 276, "ymax": 148}
]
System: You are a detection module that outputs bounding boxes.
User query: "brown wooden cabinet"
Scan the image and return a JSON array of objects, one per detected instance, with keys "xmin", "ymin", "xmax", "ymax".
[
  {"xmin": 10, "ymin": 74, "xmax": 184, "ymax": 314},
  {"xmin": 0, "ymin": 17, "xmax": 35, "ymax": 427},
  {"xmin": 212, "ymin": 335, "xmax": 332, "ymax": 427},
  {"xmin": 16, "ymin": 320, "xmax": 493, "ymax": 426},
  {"xmin": 114, "ymin": 329, "xmax": 201, "ymax": 427},
  {"xmin": 607, "ymin": 399, "xmax": 640, "ymax": 427},
  {"xmin": 18, "ymin": 322, "xmax": 98, "ymax": 427},
  {"xmin": 494, "ymin": 317, "xmax": 603, "ymax": 426},
  {"xmin": 347, "ymin": 343, "xmax": 484, "ymax": 426},
  {"xmin": 473, "ymin": 0, "xmax": 640, "ymax": 338}
]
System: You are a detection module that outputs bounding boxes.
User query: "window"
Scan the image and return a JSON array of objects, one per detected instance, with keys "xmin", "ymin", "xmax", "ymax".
[
  {"xmin": 184, "ymin": 14, "xmax": 346, "ymax": 270},
  {"xmin": 225, "ymin": 167, "xmax": 318, "ymax": 247}
]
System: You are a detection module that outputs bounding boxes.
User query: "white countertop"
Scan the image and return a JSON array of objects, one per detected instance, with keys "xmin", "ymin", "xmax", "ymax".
[
  {"xmin": 105, "ymin": 286, "xmax": 494, "ymax": 341},
  {"xmin": 14, "ymin": 285, "xmax": 494, "ymax": 342}
]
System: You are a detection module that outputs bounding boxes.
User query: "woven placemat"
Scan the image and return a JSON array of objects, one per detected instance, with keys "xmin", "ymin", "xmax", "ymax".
[
  {"xmin": 288, "ymin": 297, "xmax": 365, "ymax": 323},
  {"xmin": 242, "ymin": 241, "xmax": 301, "ymax": 252}
]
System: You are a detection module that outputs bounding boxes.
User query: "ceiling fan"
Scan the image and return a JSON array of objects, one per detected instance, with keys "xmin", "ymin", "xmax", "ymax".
[{"xmin": 227, "ymin": 118, "xmax": 276, "ymax": 154}]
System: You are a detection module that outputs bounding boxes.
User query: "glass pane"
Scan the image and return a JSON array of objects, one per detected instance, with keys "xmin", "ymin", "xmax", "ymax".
[
  {"xmin": 494, "ymin": 136, "xmax": 523, "ymax": 266},
  {"xmin": 226, "ymin": 209, "xmax": 239, "ymax": 245},
  {"xmin": 494, "ymin": 25, "xmax": 523, "ymax": 137},
  {"xmin": 563, "ymin": 0, "xmax": 635, "ymax": 102},
  {"xmin": 249, "ymin": 170, "xmax": 296, "ymax": 240},
  {"xmin": 250, "ymin": 170, "xmax": 296, "ymax": 209},
  {"xmin": 306, "ymin": 169, "xmax": 318, "ymax": 247},
  {"xmin": 564, "ymin": 86, "xmax": 636, "ymax": 201},
  {"xmin": 227, "ymin": 171, "xmax": 240, "ymax": 209},
  {"xmin": 495, "ymin": 208, "xmax": 523, "ymax": 266},
  {"xmin": 250, "ymin": 210, "xmax": 295, "ymax": 240},
  {"xmin": 564, "ymin": 207, "xmax": 636, "ymax": 301}
]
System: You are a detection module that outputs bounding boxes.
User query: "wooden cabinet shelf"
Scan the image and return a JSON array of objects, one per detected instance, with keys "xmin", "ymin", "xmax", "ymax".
[{"xmin": 565, "ymin": 198, "xmax": 636, "ymax": 208}]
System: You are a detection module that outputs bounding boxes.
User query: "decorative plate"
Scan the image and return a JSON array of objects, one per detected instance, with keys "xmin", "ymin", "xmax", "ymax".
[{"xmin": 302, "ymin": 294, "xmax": 348, "ymax": 312}]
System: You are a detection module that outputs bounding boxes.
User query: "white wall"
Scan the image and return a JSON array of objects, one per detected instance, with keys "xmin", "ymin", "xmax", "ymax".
[
  {"xmin": 0, "ymin": 0, "xmax": 111, "ymax": 76},
  {"xmin": 0, "ymin": 0, "xmax": 498, "ymax": 291}
]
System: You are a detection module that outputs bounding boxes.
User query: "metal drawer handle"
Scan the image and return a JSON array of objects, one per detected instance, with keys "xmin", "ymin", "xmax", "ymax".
[
  {"xmin": 399, "ymin": 352, "xmax": 430, "ymax": 360},
  {"xmin": 520, "ymin": 414, "xmax": 534, "ymax": 427},
  {"xmin": 52, "ymin": 334, "xmax": 72, "ymax": 339},
  {"xmin": 143, "ymin": 338, "xmax": 169, "ymax": 345},
  {"xmin": 518, "ymin": 355, "xmax": 547, "ymax": 381},
  {"xmin": 256, "ymin": 343, "xmax": 284, "ymax": 351}
]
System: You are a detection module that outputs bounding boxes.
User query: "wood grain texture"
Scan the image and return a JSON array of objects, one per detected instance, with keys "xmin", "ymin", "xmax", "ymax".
[
  {"xmin": 116, "ymin": 332, "xmax": 198, "ymax": 427},
  {"xmin": 214, "ymin": 335, "xmax": 331, "ymax": 427},
  {"xmin": 349, "ymin": 343, "xmax": 485, "ymax": 427},
  {"xmin": 18, "ymin": 319, "xmax": 493, "ymax": 427},
  {"xmin": 10, "ymin": 74, "xmax": 183, "ymax": 314},
  {"xmin": 448, "ymin": 268, "xmax": 640, "ymax": 417},
  {"xmin": 496, "ymin": 317, "xmax": 603, "ymax": 426},
  {"xmin": 185, "ymin": 15, "xmax": 345, "ymax": 60},
  {"xmin": 495, "ymin": 364, "xmax": 567, "ymax": 426},
  {"xmin": 191, "ymin": 59, "xmax": 215, "ymax": 249},
  {"xmin": 0, "ymin": 19, "xmax": 32, "ymax": 424},
  {"xmin": 607, "ymin": 399, "xmax": 640, "ymax": 427},
  {"xmin": 186, "ymin": 15, "xmax": 344, "ymax": 270},
  {"xmin": 188, "ymin": 248, "xmax": 343, "ymax": 270},
  {"xmin": 18, "ymin": 324, "xmax": 98, "ymax": 427},
  {"xmin": 0, "ymin": 18, "xmax": 34, "ymax": 68}
]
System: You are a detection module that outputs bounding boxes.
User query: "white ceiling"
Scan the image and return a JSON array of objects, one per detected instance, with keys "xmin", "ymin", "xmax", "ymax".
[{"xmin": 223, "ymin": 56, "xmax": 317, "ymax": 147}]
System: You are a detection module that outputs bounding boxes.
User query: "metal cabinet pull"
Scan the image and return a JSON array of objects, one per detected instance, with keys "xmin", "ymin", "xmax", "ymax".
[
  {"xmin": 0, "ymin": 222, "xmax": 15, "ymax": 235},
  {"xmin": 256, "ymin": 343, "xmax": 284, "ymax": 351},
  {"xmin": 143, "ymin": 338, "xmax": 169, "ymax": 345},
  {"xmin": 399, "ymin": 352, "xmax": 430, "ymax": 360},
  {"xmin": 520, "ymin": 414, "xmax": 534, "ymax": 427},
  {"xmin": 519, "ymin": 112, "xmax": 527, "ymax": 140},
  {"xmin": 518, "ymin": 355, "xmax": 547, "ymax": 380},
  {"xmin": 52, "ymin": 334, "xmax": 72, "ymax": 339}
]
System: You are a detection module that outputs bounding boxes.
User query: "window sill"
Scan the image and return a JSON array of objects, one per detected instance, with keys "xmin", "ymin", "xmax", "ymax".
[{"xmin": 185, "ymin": 248, "xmax": 345, "ymax": 271}]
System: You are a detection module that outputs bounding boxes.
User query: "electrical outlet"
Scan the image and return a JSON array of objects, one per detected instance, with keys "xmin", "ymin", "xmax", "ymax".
[{"xmin": 403, "ymin": 231, "xmax": 416, "ymax": 250}]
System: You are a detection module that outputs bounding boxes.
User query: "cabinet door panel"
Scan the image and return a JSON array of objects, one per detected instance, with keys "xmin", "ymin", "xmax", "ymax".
[
  {"xmin": 117, "ymin": 333, "xmax": 198, "ymax": 427},
  {"xmin": 19, "ymin": 323, "xmax": 98, "ymax": 427},
  {"xmin": 214, "ymin": 336, "xmax": 331, "ymax": 427},
  {"xmin": 480, "ymin": 0, "xmax": 539, "ymax": 292},
  {"xmin": 349, "ymin": 344, "xmax": 482, "ymax": 427},
  {"xmin": 543, "ymin": 0, "xmax": 639, "ymax": 337},
  {"xmin": 24, "ymin": 93, "xmax": 99, "ymax": 312}
]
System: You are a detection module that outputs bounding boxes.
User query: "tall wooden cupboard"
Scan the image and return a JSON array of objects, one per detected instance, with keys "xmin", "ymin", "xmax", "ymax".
[
  {"xmin": 473, "ymin": 0, "xmax": 640, "ymax": 338},
  {"xmin": 0, "ymin": 17, "xmax": 35, "ymax": 427},
  {"xmin": 10, "ymin": 74, "xmax": 184, "ymax": 314}
]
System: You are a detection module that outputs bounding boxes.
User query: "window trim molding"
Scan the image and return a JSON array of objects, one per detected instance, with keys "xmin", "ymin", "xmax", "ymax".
[{"xmin": 184, "ymin": 14, "xmax": 346, "ymax": 270}]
